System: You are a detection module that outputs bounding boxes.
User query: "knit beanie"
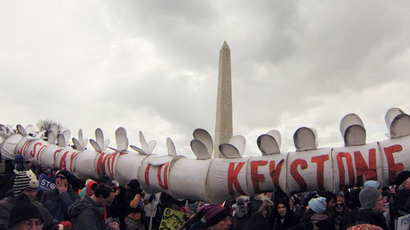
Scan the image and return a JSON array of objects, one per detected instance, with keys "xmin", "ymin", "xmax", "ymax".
[
  {"xmin": 237, "ymin": 197, "xmax": 245, "ymax": 205},
  {"xmin": 308, "ymin": 197, "xmax": 327, "ymax": 214},
  {"xmin": 364, "ymin": 180, "xmax": 381, "ymax": 189},
  {"xmin": 13, "ymin": 169, "xmax": 39, "ymax": 197},
  {"xmin": 347, "ymin": 223, "xmax": 383, "ymax": 230},
  {"xmin": 394, "ymin": 171, "xmax": 410, "ymax": 186},
  {"xmin": 359, "ymin": 187, "xmax": 381, "ymax": 210},
  {"xmin": 56, "ymin": 170, "xmax": 72, "ymax": 183},
  {"xmin": 203, "ymin": 204, "xmax": 230, "ymax": 227},
  {"xmin": 337, "ymin": 196, "xmax": 345, "ymax": 204},
  {"xmin": 8, "ymin": 193, "xmax": 43, "ymax": 228}
]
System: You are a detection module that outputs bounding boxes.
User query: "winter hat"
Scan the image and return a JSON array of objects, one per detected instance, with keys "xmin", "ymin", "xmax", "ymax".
[
  {"xmin": 237, "ymin": 197, "xmax": 245, "ymax": 205},
  {"xmin": 8, "ymin": 193, "xmax": 43, "ymax": 228},
  {"xmin": 359, "ymin": 187, "xmax": 381, "ymax": 210},
  {"xmin": 203, "ymin": 204, "xmax": 230, "ymax": 227},
  {"xmin": 14, "ymin": 154, "xmax": 24, "ymax": 163},
  {"xmin": 14, "ymin": 155, "xmax": 26, "ymax": 171},
  {"xmin": 308, "ymin": 197, "xmax": 327, "ymax": 214},
  {"xmin": 347, "ymin": 223, "xmax": 383, "ymax": 230},
  {"xmin": 364, "ymin": 180, "xmax": 381, "ymax": 189},
  {"xmin": 394, "ymin": 171, "xmax": 410, "ymax": 186},
  {"xmin": 56, "ymin": 170, "xmax": 72, "ymax": 183},
  {"xmin": 13, "ymin": 169, "xmax": 39, "ymax": 197},
  {"xmin": 337, "ymin": 196, "xmax": 345, "ymax": 204},
  {"xmin": 128, "ymin": 179, "xmax": 140, "ymax": 189}
]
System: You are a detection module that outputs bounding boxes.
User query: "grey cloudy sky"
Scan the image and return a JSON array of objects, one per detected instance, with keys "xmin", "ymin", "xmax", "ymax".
[{"xmin": 1, "ymin": 1, "xmax": 409, "ymax": 158}]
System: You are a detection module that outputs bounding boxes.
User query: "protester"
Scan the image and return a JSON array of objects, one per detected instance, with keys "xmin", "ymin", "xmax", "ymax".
[
  {"xmin": 243, "ymin": 199, "xmax": 270, "ymax": 230},
  {"xmin": 333, "ymin": 196, "xmax": 350, "ymax": 230},
  {"xmin": 180, "ymin": 204, "xmax": 231, "ymax": 230},
  {"xmin": 124, "ymin": 179, "xmax": 144, "ymax": 230},
  {"xmin": 41, "ymin": 170, "xmax": 80, "ymax": 221},
  {"xmin": 106, "ymin": 181, "xmax": 126, "ymax": 230},
  {"xmin": 289, "ymin": 197, "xmax": 335, "ymax": 230},
  {"xmin": 343, "ymin": 187, "xmax": 388, "ymax": 230},
  {"xmin": 393, "ymin": 171, "xmax": 410, "ymax": 216},
  {"xmin": 230, "ymin": 197, "xmax": 249, "ymax": 230},
  {"xmin": 7, "ymin": 193, "xmax": 44, "ymax": 230},
  {"xmin": 68, "ymin": 183, "xmax": 118, "ymax": 230},
  {"xmin": 0, "ymin": 170, "xmax": 70, "ymax": 230},
  {"xmin": 0, "ymin": 162, "xmax": 15, "ymax": 200},
  {"xmin": 271, "ymin": 198, "xmax": 298, "ymax": 230}
]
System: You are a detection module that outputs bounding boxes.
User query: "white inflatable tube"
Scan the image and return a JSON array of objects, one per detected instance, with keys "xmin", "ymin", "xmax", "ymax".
[{"xmin": 1, "ymin": 108, "xmax": 410, "ymax": 203}]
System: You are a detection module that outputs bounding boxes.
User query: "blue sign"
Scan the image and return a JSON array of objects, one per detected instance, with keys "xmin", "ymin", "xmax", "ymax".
[{"xmin": 38, "ymin": 174, "xmax": 56, "ymax": 193}]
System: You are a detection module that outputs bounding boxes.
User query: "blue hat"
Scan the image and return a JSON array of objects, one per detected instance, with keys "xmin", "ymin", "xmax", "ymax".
[
  {"xmin": 308, "ymin": 197, "xmax": 327, "ymax": 214},
  {"xmin": 364, "ymin": 180, "xmax": 381, "ymax": 189},
  {"xmin": 14, "ymin": 155, "xmax": 24, "ymax": 163}
]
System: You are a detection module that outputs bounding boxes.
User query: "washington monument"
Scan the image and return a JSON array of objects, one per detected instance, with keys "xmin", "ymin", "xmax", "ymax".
[{"xmin": 214, "ymin": 41, "xmax": 233, "ymax": 158}]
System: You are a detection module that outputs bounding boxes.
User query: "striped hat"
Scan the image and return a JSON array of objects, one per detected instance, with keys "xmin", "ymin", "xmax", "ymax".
[{"xmin": 13, "ymin": 170, "xmax": 39, "ymax": 197}]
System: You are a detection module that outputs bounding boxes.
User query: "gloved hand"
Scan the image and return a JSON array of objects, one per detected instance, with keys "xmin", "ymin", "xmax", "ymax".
[{"xmin": 53, "ymin": 221, "xmax": 72, "ymax": 230}]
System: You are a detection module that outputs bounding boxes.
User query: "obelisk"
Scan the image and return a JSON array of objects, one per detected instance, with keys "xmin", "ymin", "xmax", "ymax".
[{"xmin": 214, "ymin": 41, "xmax": 233, "ymax": 158}]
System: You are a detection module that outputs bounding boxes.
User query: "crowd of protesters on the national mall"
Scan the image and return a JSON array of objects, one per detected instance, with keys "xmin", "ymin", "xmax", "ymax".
[{"xmin": 1, "ymin": 155, "xmax": 410, "ymax": 230}]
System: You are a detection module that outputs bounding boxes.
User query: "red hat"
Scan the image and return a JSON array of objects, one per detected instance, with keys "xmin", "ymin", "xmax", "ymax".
[{"xmin": 202, "ymin": 204, "xmax": 230, "ymax": 227}]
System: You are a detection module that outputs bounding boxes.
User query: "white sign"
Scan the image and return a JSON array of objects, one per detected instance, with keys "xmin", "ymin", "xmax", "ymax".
[{"xmin": 396, "ymin": 213, "xmax": 410, "ymax": 230}]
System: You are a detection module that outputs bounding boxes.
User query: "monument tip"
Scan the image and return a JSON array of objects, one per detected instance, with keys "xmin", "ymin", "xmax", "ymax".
[{"xmin": 221, "ymin": 41, "xmax": 230, "ymax": 50}]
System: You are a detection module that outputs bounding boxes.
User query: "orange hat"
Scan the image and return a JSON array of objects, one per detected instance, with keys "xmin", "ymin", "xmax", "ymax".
[{"xmin": 337, "ymin": 196, "xmax": 345, "ymax": 204}]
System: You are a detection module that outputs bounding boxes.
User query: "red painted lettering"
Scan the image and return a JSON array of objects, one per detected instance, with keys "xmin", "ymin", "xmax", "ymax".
[
  {"xmin": 37, "ymin": 145, "xmax": 47, "ymax": 161},
  {"xmin": 69, "ymin": 152, "xmax": 80, "ymax": 172},
  {"xmin": 290, "ymin": 159, "xmax": 308, "ymax": 192},
  {"xmin": 106, "ymin": 153, "xmax": 118, "ymax": 178},
  {"xmin": 354, "ymin": 149, "xmax": 377, "ymax": 186},
  {"xmin": 17, "ymin": 140, "xmax": 30, "ymax": 155},
  {"xmin": 251, "ymin": 161, "xmax": 268, "ymax": 194},
  {"xmin": 311, "ymin": 155, "xmax": 330, "ymax": 191},
  {"xmin": 384, "ymin": 144, "xmax": 404, "ymax": 184},
  {"xmin": 59, "ymin": 151, "xmax": 69, "ymax": 170},
  {"xmin": 145, "ymin": 164, "xmax": 152, "ymax": 186},
  {"xmin": 336, "ymin": 152, "xmax": 354, "ymax": 191},
  {"xmin": 157, "ymin": 162, "xmax": 170, "ymax": 190},
  {"xmin": 269, "ymin": 159, "xmax": 284, "ymax": 190},
  {"xmin": 228, "ymin": 162, "xmax": 246, "ymax": 195},
  {"xmin": 53, "ymin": 150, "xmax": 62, "ymax": 166},
  {"xmin": 30, "ymin": 142, "xmax": 42, "ymax": 157},
  {"xmin": 96, "ymin": 153, "xmax": 107, "ymax": 175}
]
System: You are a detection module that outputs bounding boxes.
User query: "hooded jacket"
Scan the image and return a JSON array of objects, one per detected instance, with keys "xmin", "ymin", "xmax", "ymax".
[
  {"xmin": 272, "ymin": 199, "xmax": 299, "ymax": 230},
  {"xmin": 41, "ymin": 187, "xmax": 80, "ymax": 221},
  {"xmin": 86, "ymin": 181, "xmax": 99, "ymax": 197},
  {"xmin": 0, "ymin": 194, "xmax": 59, "ymax": 230},
  {"xmin": 67, "ymin": 196, "xmax": 105, "ymax": 230}
]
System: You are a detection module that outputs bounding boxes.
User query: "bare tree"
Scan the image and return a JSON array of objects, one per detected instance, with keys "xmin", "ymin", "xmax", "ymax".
[{"xmin": 36, "ymin": 119, "xmax": 65, "ymax": 137}]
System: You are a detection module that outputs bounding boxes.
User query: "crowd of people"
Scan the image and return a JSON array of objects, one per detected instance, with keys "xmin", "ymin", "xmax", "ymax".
[{"xmin": 1, "ymin": 155, "xmax": 410, "ymax": 230}]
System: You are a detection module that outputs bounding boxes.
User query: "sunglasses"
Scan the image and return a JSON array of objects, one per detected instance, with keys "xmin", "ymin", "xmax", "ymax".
[
  {"xmin": 336, "ymin": 203, "xmax": 344, "ymax": 207},
  {"xmin": 56, "ymin": 175, "xmax": 66, "ymax": 180}
]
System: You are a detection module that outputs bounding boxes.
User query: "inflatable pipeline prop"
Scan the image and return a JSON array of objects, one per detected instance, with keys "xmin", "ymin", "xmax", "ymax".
[{"xmin": 1, "ymin": 107, "xmax": 410, "ymax": 203}]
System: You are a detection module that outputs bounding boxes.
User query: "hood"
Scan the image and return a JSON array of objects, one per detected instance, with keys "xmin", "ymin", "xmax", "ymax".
[
  {"xmin": 86, "ymin": 181, "xmax": 98, "ymax": 197},
  {"xmin": 67, "ymin": 196, "xmax": 102, "ymax": 218}
]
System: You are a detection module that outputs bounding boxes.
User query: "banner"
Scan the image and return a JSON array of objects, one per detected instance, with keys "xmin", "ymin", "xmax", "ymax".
[
  {"xmin": 159, "ymin": 208, "xmax": 190, "ymax": 230},
  {"xmin": 396, "ymin": 213, "xmax": 410, "ymax": 230},
  {"xmin": 38, "ymin": 173, "xmax": 56, "ymax": 193}
]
